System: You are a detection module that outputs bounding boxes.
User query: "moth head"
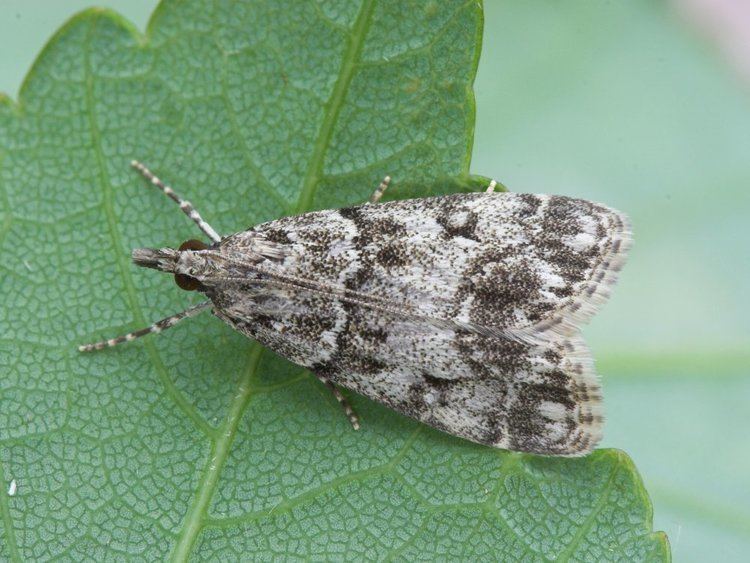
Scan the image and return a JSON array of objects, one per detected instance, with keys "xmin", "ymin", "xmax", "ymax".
[{"xmin": 131, "ymin": 239, "xmax": 210, "ymax": 292}]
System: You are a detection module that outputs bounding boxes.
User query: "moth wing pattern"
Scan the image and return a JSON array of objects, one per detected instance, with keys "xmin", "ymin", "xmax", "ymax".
[{"xmin": 208, "ymin": 192, "xmax": 631, "ymax": 456}]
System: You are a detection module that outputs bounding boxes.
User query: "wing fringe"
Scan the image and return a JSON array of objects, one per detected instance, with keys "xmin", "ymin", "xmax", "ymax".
[{"xmin": 520, "ymin": 206, "xmax": 632, "ymax": 340}]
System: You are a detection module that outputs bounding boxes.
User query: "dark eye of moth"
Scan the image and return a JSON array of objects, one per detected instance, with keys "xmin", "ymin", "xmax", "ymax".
[
  {"xmin": 175, "ymin": 239, "xmax": 208, "ymax": 291},
  {"xmin": 178, "ymin": 239, "xmax": 208, "ymax": 251}
]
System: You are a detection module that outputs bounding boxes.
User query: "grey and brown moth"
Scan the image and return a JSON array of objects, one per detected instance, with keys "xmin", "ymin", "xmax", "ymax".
[{"xmin": 80, "ymin": 161, "xmax": 631, "ymax": 456}]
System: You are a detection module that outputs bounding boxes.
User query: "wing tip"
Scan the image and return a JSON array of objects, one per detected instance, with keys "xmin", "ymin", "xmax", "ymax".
[
  {"xmin": 570, "ymin": 205, "xmax": 632, "ymax": 322},
  {"xmin": 513, "ymin": 335, "xmax": 604, "ymax": 457},
  {"xmin": 562, "ymin": 334, "xmax": 604, "ymax": 456},
  {"xmin": 543, "ymin": 204, "xmax": 629, "ymax": 456},
  {"xmin": 516, "ymin": 205, "xmax": 633, "ymax": 345}
]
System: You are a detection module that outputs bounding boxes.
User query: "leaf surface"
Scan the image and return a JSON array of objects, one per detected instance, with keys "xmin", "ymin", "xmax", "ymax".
[{"xmin": 0, "ymin": 1, "xmax": 668, "ymax": 560}]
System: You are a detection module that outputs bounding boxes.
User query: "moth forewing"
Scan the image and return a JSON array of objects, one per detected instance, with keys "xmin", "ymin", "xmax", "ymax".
[{"xmin": 80, "ymin": 162, "xmax": 631, "ymax": 456}]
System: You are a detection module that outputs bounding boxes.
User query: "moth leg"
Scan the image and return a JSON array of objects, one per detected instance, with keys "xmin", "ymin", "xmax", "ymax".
[
  {"xmin": 130, "ymin": 160, "xmax": 222, "ymax": 243},
  {"xmin": 78, "ymin": 301, "xmax": 211, "ymax": 352},
  {"xmin": 485, "ymin": 179, "xmax": 498, "ymax": 193},
  {"xmin": 367, "ymin": 175, "xmax": 391, "ymax": 204},
  {"xmin": 313, "ymin": 374, "xmax": 361, "ymax": 430}
]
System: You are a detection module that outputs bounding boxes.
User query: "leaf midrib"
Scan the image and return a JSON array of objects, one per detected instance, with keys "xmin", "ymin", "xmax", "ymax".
[
  {"xmin": 169, "ymin": 344, "xmax": 263, "ymax": 561},
  {"xmin": 167, "ymin": 2, "xmax": 376, "ymax": 559},
  {"xmin": 556, "ymin": 459, "xmax": 622, "ymax": 560},
  {"xmin": 293, "ymin": 0, "xmax": 376, "ymax": 213}
]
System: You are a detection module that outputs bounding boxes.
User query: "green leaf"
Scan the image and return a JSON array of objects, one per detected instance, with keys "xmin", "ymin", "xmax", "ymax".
[{"xmin": 0, "ymin": 1, "xmax": 668, "ymax": 560}]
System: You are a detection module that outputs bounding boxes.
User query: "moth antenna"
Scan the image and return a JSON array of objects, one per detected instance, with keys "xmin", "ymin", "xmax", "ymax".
[
  {"xmin": 130, "ymin": 160, "xmax": 221, "ymax": 243},
  {"xmin": 78, "ymin": 301, "xmax": 211, "ymax": 352}
]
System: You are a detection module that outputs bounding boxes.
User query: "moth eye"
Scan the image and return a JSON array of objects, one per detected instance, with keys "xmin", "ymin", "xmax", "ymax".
[
  {"xmin": 174, "ymin": 273, "xmax": 201, "ymax": 291},
  {"xmin": 175, "ymin": 240, "xmax": 206, "ymax": 290},
  {"xmin": 179, "ymin": 239, "xmax": 208, "ymax": 251}
]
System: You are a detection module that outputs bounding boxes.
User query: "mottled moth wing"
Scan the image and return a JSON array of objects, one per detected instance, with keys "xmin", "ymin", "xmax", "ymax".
[{"xmin": 208, "ymin": 193, "xmax": 630, "ymax": 456}]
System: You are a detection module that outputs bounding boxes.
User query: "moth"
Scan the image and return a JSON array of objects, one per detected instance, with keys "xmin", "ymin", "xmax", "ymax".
[{"xmin": 80, "ymin": 161, "xmax": 631, "ymax": 456}]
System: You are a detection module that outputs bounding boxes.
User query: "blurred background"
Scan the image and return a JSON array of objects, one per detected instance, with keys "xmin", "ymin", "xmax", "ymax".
[{"xmin": 1, "ymin": 1, "xmax": 748, "ymax": 560}]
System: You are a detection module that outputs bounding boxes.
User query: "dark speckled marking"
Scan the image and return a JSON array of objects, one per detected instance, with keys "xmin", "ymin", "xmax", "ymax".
[
  {"xmin": 516, "ymin": 193, "xmax": 542, "ymax": 218},
  {"xmin": 436, "ymin": 200, "xmax": 480, "ymax": 241},
  {"xmin": 261, "ymin": 227, "xmax": 292, "ymax": 244}
]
